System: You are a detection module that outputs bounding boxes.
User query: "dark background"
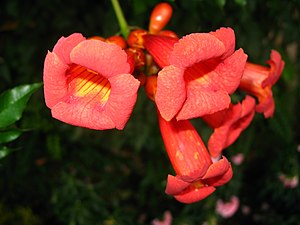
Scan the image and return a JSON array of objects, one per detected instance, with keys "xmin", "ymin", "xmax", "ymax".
[{"xmin": 0, "ymin": 0, "xmax": 299, "ymax": 224}]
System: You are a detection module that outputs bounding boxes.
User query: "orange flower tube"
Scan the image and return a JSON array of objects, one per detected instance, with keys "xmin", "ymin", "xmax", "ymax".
[{"xmin": 158, "ymin": 113, "xmax": 233, "ymax": 204}]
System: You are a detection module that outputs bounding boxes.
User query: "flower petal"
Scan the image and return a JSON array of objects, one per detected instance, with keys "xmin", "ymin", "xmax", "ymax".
[
  {"xmin": 105, "ymin": 74, "xmax": 140, "ymax": 130},
  {"xmin": 262, "ymin": 50, "xmax": 285, "ymax": 87},
  {"xmin": 43, "ymin": 52, "xmax": 69, "ymax": 108},
  {"xmin": 210, "ymin": 27, "xmax": 235, "ymax": 59},
  {"xmin": 70, "ymin": 39, "xmax": 130, "ymax": 78},
  {"xmin": 53, "ymin": 33, "xmax": 86, "ymax": 64},
  {"xmin": 170, "ymin": 33, "xmax": 225, "ymax": 68},
  {"xmin": 174, "ymin": 185, "xmax": 216, "ymax": 204},
  {"xmin": 50, "ymin": 95, "xmax": 115, "ymax": 130},
  {"xmin": 211, "ymin": 48, "xmax": 248, "ymax": 94},
  {"xmin": 202, "ymin": 156, "xmax": 230, "ymax": 179},
  {"xmin": 155, "ymin": 65, "xmax": 186, "ymax": 121},
  {"xmin": 165, "ymin": 175, "xmax": 191, "ymax": 195},
  {"xmin": 255, "ymin": 89, "xmax": 275, "ymax": 117},
  {"xmin": 176, "ymin": 87, "xmax": 231, "ymax": 121},
  {"xmin": 206, "ymin": 163, "xmax": 233, "ymax": 187},
  {"xmin": 143, "ymin": 34, "xmax": 178, "ymax": 68}
]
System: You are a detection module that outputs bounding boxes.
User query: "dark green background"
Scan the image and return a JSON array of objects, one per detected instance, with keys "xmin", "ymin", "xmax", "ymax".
[{"xmin": 0, "ymin": 0, "xmax": 299, "ymax": 224}]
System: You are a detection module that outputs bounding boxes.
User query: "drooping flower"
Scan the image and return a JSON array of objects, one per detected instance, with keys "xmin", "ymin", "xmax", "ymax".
[
  {"xmin": 202, "ymin": 96, "xmax": 256, "ymax": 158},
  {"xmin": 43, "ymin": 33, "xmax": 140, "ymax": 130},
  {"xmin": 239, "ymin": 50, "xmax": 284, "ymax": 118},
  {"xmin": 158, "ymin": 113, "xmax": 233, "ymax": 204},
  {"xmin": 216, "ymin": 196, "xmax": 240, "ymax": 218},
  {"xmin": 143, "ymin": 27, "xmax": 248, "ymax": 121}
]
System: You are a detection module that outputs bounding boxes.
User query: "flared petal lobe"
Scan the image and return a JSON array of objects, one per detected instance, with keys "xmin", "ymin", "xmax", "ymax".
[
  {"xmin": 203, "ymin": 96, "xmax": 256, "ymax": 158},
  {"xmin": 239, "ymin": 50, "xmax": 284, "ymax": 118},
  {"xmin": 43, "ymin": 33, "xmax": 140, "ymax": 130}
]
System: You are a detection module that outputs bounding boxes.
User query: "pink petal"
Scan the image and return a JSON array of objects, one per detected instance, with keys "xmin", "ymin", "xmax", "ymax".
[
  {"xmin": 165, "ymin": 175, "xmax": 191, "ymax": 195},
  {"xmin": 143, "ymin": 34, "xmax": 178, "ymax": 68},
  {"xmin": 210, "ymin": 27, "xmax": 235, "ymax": 59},
  {"xmin": 170, "ymin": 33, "xmax": 225, "ymax": 68},
  {"xmin": 174, "ymin": 185, "xmax": 216, "ymax": 204},
  {"xmin": 155, "ymin": 65, "xmax": 186, "ymax": 121},
  {"xmin": 262, "ymin": 50, "xmax": 285, "ymax": 87},
  {"xmin": 210, "ymin": 48, "xmax": 248, "ymax": 94},
  {"xmin": 205, "ymin": 103, "xmax": 242, "ymax": 157},
  {"xmin": 255, "ymin": 90, "xmax": 275, "ymax": 117},
  {"xmin": 51, "ymin": 95, "xmax": 116, "ymax": 130},
  {"xmin": 105, "ymin": 74, "xmax": 140, "ymax": 130},
  {"xmin": 176, "ymin": 87, "xmax": 231, "ymax": 121},
  {"xmin": 225, "ymin": 96, "xmax": 255, "ymax": 145},
  {"xmin": 216, "ymin": 196, "xmax": 240, "ymax": 218},
  {"xmin": 53, "ymin": 33, "xmax": 86, "ymax": 64},
  {"xmin": 206, "ymin": 163, "xmax": 233, "ymax": 187},
  {"xmin": 152, "ymin": 211, "xmax": 173, "ymax": 225},
  {"xmin": 43, "ymin": 52, "xmax": 69, "ymax": 108},
  {"xmin": 70, "ymin": 39, "xmax": 130, "ymax": 78},
  {"xmin": 206, "ymin": 96, "xmax": 255, "ymax": 157},
  {"xmin": 202, "ymin": 156, "xmax": 230, "ymax": 179}
]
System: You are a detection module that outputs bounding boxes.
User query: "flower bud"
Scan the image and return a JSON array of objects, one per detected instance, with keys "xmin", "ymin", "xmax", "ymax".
[{"xmin": 149, "ymin": 2, "xmax": 173, "ymax": 34}]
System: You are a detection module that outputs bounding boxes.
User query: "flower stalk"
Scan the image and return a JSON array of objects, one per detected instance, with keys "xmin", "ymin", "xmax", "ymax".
[{"xmin": 111, "ymin": 0, "xmax": 130, "ymax": 38}]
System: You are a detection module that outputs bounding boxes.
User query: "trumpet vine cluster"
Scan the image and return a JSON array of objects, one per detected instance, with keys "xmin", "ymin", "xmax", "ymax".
[{"xmin": 43, "ymin": 2, "xmax": 284, "ymax": 204}]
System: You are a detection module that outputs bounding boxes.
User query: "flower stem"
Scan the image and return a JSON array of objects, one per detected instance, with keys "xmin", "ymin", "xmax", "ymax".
[{"xmin": 110, "ymin": 0, "xmax": 129, "ymax": 38}]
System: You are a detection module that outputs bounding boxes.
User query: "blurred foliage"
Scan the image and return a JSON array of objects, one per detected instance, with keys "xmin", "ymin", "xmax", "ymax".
[{"xmin": 0, "ymin": 0, "xmax": 299, "ymax": 224}]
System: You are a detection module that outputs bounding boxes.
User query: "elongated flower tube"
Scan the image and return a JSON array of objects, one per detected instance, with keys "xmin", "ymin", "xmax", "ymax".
[
  {"xmin": 43, "ymin": 33, "xmax": 140, "ymax": 130},
  {"xmin": 158, "ymin": 113, "xmax": 233, "ymax": 204},
  {"xmin": 239, "ymin": 50, "xmax": 284, "ymax": 118},
  {"xmin": 144, "ymin": 27, "xmax": 248, "ymax": 121},
  {"xmin": 203, "ymin": 96, "xmax": 256, "ymax": 158}
]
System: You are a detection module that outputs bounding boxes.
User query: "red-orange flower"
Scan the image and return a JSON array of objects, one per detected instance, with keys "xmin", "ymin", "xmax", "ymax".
[
  {"xmin": 158, "ymin": 113, "xmax": 233, "ymax": 204},
  {"xmin": 144, "ymin": 28, "xmax": 248, "ymax": 121},
  {"xmin": 43, "ymin": 33, "xmax": 140, "ymax": 130},
  {"xmin": 239, "ymin": 50, "xmax": 284, "ymax": 118},
  {"xmin": 203, "ymin": 96, "xmax": 256, "ymax": 158}
]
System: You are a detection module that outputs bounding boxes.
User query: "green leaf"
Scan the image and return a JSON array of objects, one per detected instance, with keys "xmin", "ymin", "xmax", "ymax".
[
  {"xmin": 0, "ymin": 129, "xmax": 23, "ymax": 144},
  {"xmin": 0, "ymin": 146, "xmax": 12, "ymax": 159},
  {"xmin": 0, "ymin": 83, "xmax": 42, "ymax": 128}
]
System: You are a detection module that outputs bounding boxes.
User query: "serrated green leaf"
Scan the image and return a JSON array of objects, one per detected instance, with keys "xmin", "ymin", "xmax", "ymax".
[
  {"xmin": 0, "ymin": 129, "xmax": 23, "ymax": 144},
  {"xmin": 0, "ymin": 146, "xmax": 12, "ymax": 159},
  {"xmin": 0, "ymin": 83, "xmax": 42, "ymax": 128}
]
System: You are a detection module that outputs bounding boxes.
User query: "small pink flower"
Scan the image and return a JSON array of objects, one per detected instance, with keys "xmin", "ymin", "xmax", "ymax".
[
  {"xmin": 43, "ymin": 33, "xmax": 140, "ymax": 130},
  {"xmin": 231, "ymin": 153, "xmax": 245, "ymax": 166},
  {"xmin": 216, "ymin": 196, "xmax": 240, "ymax": 218},
  {"xmin": 278, "ymin": 174, "xmax": 299, "ymax": 188},
  {"xmin": 152, "ymin": 211, "xmax": 172, "ymax": 225}
]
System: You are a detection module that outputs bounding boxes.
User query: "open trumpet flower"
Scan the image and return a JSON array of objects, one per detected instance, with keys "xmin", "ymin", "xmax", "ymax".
[
  {"xmin": 158, "ymin": 113, "xmax": 233, "ymax": 204},
  {"xmin": 43, "ymin": 33, "xmax": 140, "ymax": 130},
  {"xmin": 239, "ymin": 50, "xmax": 284, "ymax": 118},
  {"xmin": 144, "ymin": 28, "xmax": 248, "ymax": 121}
]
